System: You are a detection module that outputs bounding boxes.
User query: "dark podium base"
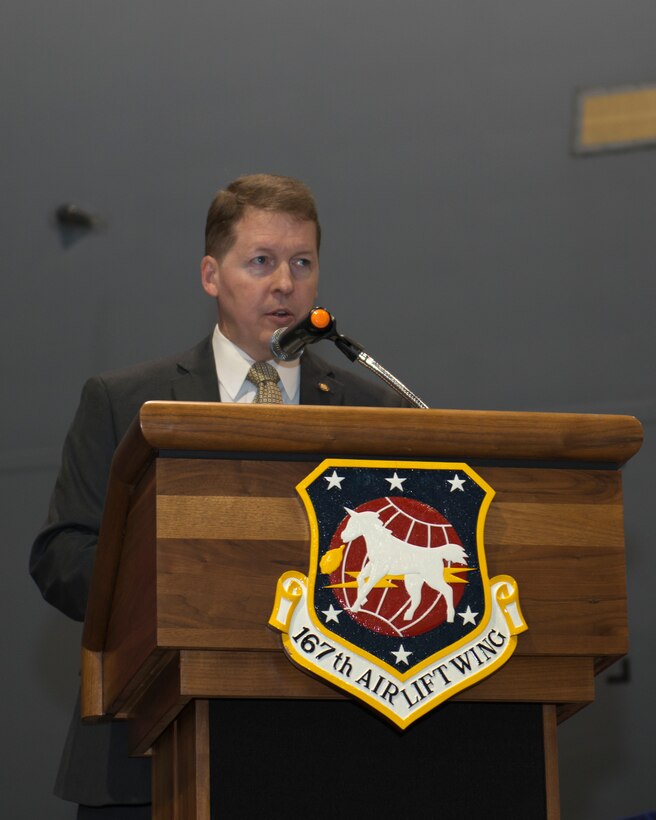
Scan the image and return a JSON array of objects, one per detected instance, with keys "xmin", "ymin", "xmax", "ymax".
[{"xmin": 209, "ymin": 700, "xmax": 546, "ymax": 819}]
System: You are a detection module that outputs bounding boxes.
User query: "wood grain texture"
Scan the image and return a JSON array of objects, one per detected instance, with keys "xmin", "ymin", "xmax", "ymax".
[
  {"xmin": 136, "ymin": 402, "xmax": 643, "ymax": 465},
  {"xmin": 157, "ymin": 495, "xmax": 309, "ymax": 540},
  {"xmin": 176, "ymin": 700, "xmax": 210, "ymax": 820},
  {"xmin": 543, "ymin": 705, "xmax": 561, "ymax": 820},
  {"xmin": 113, "ymin": 648, "xmax": 593, "ymax": 755},
  {"xmin": 150, "ymin": 701, "xmax": 210, "ymax": 820},
  {"xmin": 126, "ymin": 651, "xmax": 187, "ymax": 755},
  {"xmin": 82, "ymin": 404, "xmax": 639, "ymax": 728},
  {"xmin": 478, "ymin": 467, "xmax": 623, "ymax": 504},
  {"xmin": 147, "ymin": 459, "xmax": 627, "ymax": 661},
  {"xmin": 96, "ymin": 456, "xmax": 628, "ymax": 711},
  {"xmin": 77, "ymin": 400, "xmax": 640, "ymax": 820},
  {"xmin": 96, "ymin": 404, "xmax": 644, "ymax": 506},
  {"xmin": 156, "ymin": 458, "xmax": 311, "ymax": 498},
  {"xmin": 102, "ymin": 466, "xmax": 159, "ymax": 712},
  {"xmin": 174, "ymin": 650, "xmax": 594, "ymax": 704},
  {"xmin": 151, "ymin": 720, "xmax": 175, "ymax": 820},
  {"xmin": 486, "ymin": 502, "xmax": 624, "ymax": 547},
  {"xmin": 80, "ymin": 647, "xmax": 103, "ymax": 721}
]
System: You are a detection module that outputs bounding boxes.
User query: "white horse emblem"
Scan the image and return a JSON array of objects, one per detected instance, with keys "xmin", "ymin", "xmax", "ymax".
[{"xmin": 341, "ymin": 507, "xmax": 468, "ymax": 623}]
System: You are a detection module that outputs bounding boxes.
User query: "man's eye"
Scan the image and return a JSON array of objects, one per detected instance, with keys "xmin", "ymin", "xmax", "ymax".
[
  {"xmin": 293, "ymin": 257, "xmax": 311, "ymax": 269},
  {"xmin": 251, "ymin": 255, "xmax": 268, "ymax": 265}
]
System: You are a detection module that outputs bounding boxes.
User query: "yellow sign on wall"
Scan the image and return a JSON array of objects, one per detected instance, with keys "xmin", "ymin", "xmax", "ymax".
[{"xmin": 575, "ymin": 83, "xmax": 656, "ymax": 153}]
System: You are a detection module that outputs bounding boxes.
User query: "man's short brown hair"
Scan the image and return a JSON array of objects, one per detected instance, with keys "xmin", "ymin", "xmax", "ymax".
[{"xmin": 205, "ymin": 173, "xmax": 321, "ymax": 259}]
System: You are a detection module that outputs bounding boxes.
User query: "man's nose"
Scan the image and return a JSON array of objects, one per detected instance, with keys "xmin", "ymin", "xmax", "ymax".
[{"xmin": 272, "ymin": 262, "xmax": 294, "ymax": 293}]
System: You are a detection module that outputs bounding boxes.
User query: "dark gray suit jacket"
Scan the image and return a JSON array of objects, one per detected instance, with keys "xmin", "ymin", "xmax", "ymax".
[{"xmin": 30, "ymin": 335, "xmax": 408, "ymax": 806}]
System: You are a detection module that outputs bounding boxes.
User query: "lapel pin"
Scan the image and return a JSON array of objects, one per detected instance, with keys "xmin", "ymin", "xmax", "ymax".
[{"xmin": 318, "ymin": 382, "xmax": 331, "ymax": 393}]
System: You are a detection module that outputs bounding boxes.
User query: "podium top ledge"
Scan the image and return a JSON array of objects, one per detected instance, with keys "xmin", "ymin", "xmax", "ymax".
[{"xmin": 114, "ymin": 402, "xmax": 643, "ymax": 474}]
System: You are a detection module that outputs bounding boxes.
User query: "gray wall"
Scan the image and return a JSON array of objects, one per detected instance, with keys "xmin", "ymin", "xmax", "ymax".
[{"xmin": 1, "ymin": 2, "xmax": 654, "ymax": 817}]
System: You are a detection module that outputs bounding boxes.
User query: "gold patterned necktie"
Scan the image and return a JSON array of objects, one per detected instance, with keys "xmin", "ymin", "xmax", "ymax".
[{"xmin": 246, "ymin": 361, "xmax": 283, "ymax": 404}]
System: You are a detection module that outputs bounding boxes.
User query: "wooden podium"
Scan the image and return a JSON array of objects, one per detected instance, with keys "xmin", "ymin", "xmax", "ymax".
[{"xmin": 81, "ymin": 402, "xmax": 642, "ymax": 819}]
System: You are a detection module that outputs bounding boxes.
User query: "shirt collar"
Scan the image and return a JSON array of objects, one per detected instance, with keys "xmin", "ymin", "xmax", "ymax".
[{"xmin": 211, "ymin": 324, "xmax": 301, "ymax": 404}]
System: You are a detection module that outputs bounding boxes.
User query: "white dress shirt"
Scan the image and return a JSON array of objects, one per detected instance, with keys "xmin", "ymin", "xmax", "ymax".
[{"xmin": 211, "ymin": 324, "xmax": 301, "ymax": 404}]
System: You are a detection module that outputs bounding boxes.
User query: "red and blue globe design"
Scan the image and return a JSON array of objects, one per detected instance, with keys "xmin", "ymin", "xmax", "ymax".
[{"xmin": 327, "ymin": 496, "xmax": 467, "ymax": 637}]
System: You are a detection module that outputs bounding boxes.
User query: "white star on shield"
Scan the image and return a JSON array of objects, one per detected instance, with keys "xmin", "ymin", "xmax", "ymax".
[
  {"xmin": 448, "ymin": 473, "xmax": 466, "ymax": 492},
  {"xmin": 385, "ymin": 472, "xmax": 406, "ymax": 491},
  {"xmin": 324, "ymin": 470, "xmax": 345, "ymax": 490},
  {"xmin": 322, "ymin": 604, "xmax": 342, "ymax": 623},
  {"xmin": 391, "ymin": 644, "xmax": 412, "ymax": 665},
  {"xmin": 458, "ymin": 605, "xmax": 478, "ymax": 625}
]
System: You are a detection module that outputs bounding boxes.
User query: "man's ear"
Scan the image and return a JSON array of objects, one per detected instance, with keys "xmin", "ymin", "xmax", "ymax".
[{"xmin": 200, "ymin": 255, "xmax": 220, "ymax": 297}]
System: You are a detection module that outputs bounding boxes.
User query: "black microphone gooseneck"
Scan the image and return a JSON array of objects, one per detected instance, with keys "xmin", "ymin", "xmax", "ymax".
[{"xmin": 270, "ymin": 307, "xmax": 428, "ymax": 408}]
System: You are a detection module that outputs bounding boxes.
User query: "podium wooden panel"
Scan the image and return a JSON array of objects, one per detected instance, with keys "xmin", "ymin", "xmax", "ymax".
[{"xmin": 81, "ymin": 402, "xmax": 642, "ymax": 819}]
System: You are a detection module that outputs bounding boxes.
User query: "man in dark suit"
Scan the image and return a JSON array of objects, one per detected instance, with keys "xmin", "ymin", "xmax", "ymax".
[{"xmin": 30, "ymin": 174, "xmax": 406, "ymax": 818}]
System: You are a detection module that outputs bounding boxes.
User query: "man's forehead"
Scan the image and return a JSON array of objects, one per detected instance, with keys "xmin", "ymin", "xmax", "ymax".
[{"xmin": 234, "ymin": 207, "xmax": 318, "ymax": 249}]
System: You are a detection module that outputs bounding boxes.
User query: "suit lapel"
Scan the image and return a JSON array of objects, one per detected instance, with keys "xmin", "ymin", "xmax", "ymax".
[
  {"xmin": 300, "ymin": 350, "xmax": 345, "ymax": 406},
  {"xmin": 170, "ymin": 335, "xmax": 221, "ymax": 402},
  {"xmin": 168, "ymin": 339, "xmax": 346, "ymax": 405}
]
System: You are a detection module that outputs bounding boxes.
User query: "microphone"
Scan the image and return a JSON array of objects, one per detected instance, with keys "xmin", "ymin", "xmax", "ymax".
[
  {"xmin": 270, "ymin": 307, "xmax": 336, "ymax": 361},
  {"xmin": 270, "ymin": 305, "xmax": 428, "ymax": 406}
]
